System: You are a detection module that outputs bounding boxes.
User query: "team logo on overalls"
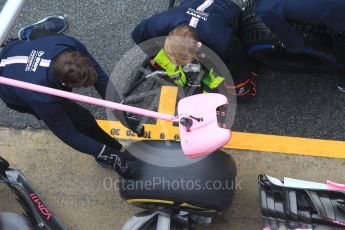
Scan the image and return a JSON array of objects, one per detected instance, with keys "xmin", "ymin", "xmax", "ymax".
[
  {"xmin": 186, "ymin": 8, "xmax": 209, "ymax": 21},
  {"xmin": 25, "ymin": 50, "xmax": 45, "ymax": 72}
]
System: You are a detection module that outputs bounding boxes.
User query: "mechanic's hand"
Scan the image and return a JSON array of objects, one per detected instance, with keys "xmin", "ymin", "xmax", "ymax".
[
  {"xmin": 123, "ymin": 112, "xmax": 145, "ymax": 137},
  {"xmin": 114, "ymin": 100, "xmax": 145, "ymax": 137},
  {"xmin": 96, "ymin": 146, "xmax": 137, "ymax": 179}
]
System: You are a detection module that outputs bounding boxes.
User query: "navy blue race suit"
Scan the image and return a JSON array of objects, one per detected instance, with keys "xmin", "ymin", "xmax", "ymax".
[
  {"xmin": 0, "ymin": 34, "xmax": 123, "ymax": 156},
  {"xmin": 255, "ymin": 0, "xmax": 345, "ymax": 53},
  {"xmin": 132, "ymin": 0, "xmax": 258, "ymax": 99}
]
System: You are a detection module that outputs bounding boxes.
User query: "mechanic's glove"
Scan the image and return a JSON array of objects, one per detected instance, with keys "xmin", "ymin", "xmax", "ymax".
[
  {"xmin": 95, "ymin": 146, "xmax": 136, "ymax": 179},
  {"xmin": 224, "ymin": 72, "xmax": 258, "ymax": 103},
  {"xmin": 123, "ymin": 111, "xmax": 145, "ymax": 137},
  {"xmin": 202, "ymin": 68, "xmax": 225, "ymax": 92},
  {"xmin": 113, "ymin": 101, "xmax": 145, "ymax": 137},
  {"xmin": 153, "ymin": 49, "xmax": 187, "ymax": 87}
]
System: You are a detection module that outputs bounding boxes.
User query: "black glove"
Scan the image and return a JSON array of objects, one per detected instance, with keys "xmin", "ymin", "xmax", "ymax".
[
  {"xmin": 113, "ymin": 100, "xmax": 145, "ymax": 137},
  {"xmin": 96, "ymin": 146, "xmax": 136, "ymax": 179},
  {"xmin": 123, "ymin": 112, "xmax": 145, "ymax": 137}
]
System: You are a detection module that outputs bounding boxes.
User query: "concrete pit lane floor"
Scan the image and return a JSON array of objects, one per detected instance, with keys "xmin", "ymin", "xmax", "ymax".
[{"xmin": 1, "ymin": 128, "xmax": 345, "ymax": 230}]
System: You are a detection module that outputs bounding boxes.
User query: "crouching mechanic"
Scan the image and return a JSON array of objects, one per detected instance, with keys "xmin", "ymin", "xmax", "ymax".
[
  {"xmin": 0, "ymin": 16, "xmax": 143, "ymax": 179},
  {"xmin": 255, "ymin": 0, "xmax": 345, "ymax": 91},
  {"xmin": 132, "ymin": 0, "xmax": 258, "ymax": 101}
]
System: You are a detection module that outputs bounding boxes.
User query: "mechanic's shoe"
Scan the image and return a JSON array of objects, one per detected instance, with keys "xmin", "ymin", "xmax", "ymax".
[
  {"xmin": 337, "ymin": 75, "xmax": 345, "ymax": 93},
  {"xmin": 95, "ymin": 146, "xmax": 136, "ymax": 179},
  {"xmin": 18, "ymin": 16, "xmax": 68, "ymax": 40}
]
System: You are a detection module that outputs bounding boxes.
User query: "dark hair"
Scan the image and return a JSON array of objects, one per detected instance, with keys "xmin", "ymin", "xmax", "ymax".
[{"xmin": 53, "ymin": 50, "xmax": 97, "ymax": 87}]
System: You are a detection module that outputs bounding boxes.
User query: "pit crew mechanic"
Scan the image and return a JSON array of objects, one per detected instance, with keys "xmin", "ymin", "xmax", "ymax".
[
  {"xmin": 132, "ymin": 0, "xmax": 258, "ymax": 101},
  {"xmin": 255, "ymin": 0, "xmax": 345, "ymax": 91},
  {"xmin": 0, "ymin": 16, "xmax": 142, "ymax": 179}
]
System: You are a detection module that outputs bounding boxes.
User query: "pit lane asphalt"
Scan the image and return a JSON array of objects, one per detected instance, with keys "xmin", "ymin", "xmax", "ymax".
[{"xmin": 1, "ymin": 0, "xmax": 344, "ymax": 141}]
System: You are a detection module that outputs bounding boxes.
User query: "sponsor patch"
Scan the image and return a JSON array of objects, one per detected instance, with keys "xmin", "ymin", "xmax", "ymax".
[
  {"xmin": 25, "ymin": 50, "xmax": 45, "ymax": 72},
  {"xmin": 186, "ymin": 8, "xmax": 209, "ymax": 21}
]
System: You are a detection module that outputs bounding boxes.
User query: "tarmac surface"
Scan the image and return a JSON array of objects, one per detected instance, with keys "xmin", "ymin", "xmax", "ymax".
[
  {"xmin": 1, "ymin": 128, "xmax": 345, "ymax": 230},
  {"xmin": 0, "ymin": 0, "xmax": 345, "ymax": 230}
]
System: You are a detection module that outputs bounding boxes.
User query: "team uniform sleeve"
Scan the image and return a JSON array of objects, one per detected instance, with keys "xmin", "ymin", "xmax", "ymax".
[
  {"xmin": 132, "ymin": 9, "xmax": 175, "ymax": 44},
  {"xmin": 64, "ymin": 37, "xmax": 125, "ymax": 126},
  {"xmin": 78, "ymin": 43, "xmax": 123, "ymax": 103},
  {"xmin": 29, "ymin": 101, "xmax": 104, "ymax": 156},
  {"xmin": 255, "ymin": 7, "xmax": 305, "ymax": 52},
  {"xmin": 68, "ymin": 38, "xmax": 112, "ymax": 99},
  {"xmin": 212, "ymin": 27, "xmax": 235, "ymax": 60},
  {"xmin": 88, "ymin": 54, "xmax": 109, "ymax": 99}
]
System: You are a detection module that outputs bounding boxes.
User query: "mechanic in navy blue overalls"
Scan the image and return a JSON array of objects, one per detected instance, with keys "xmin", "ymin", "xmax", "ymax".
[
  {"xmin": 0, "ymin": 16, "xmax": 139, "ymax": 179},
  {"xmin": 132, "ymin": 0, "xmax": 259, "ymax": 102},
  {"xmin": 255, "ymin": 0, "xmax": 345, "ymax": 91}
]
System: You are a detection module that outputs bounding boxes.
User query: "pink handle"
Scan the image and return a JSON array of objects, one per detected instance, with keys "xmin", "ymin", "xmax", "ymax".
[
  {"xmin": 263, "ymin": 228, "xmax": 311, "ymax": 230},
  {"xmin": 0, "ymin": 77, "xmax": 175, "ymax": 121},
  {"xmin": 327, "ymin": 180, "xmax": 345, "ymax": 191}
]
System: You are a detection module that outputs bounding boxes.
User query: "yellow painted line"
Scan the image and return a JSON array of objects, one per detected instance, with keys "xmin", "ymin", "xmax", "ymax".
[
  {"xmin": 180, "ymin": 203, "xmax": 209, "ymax": 210},
  {"xmin": 97, "ymin": 120, "xmax": 180, "ymax": 141},
  {"xmin": 97, "ymin": 86, "xmax": 345, "ymax": 159},
  {"xmin": 96, "ymin": 120, "xmax": 345, "ymax": 159},
  {"xmin": 127, "ymin": 199, "xmax": 174, "ymax": 205},
  {"xmin": 228, "ymin": 132, "xmax": 345, "ymax": 159},
  {"xmin": 155, "ymin": 86, "xmax": 178, "ymax": 128}
]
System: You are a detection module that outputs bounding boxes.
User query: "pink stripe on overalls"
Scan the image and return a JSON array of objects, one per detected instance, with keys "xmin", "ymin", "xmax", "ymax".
[{"xmin": 189, "ymin": 0, "xmax": 214, "ymax": 28}]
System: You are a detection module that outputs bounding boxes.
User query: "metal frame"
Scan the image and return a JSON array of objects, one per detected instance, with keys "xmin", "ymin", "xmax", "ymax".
[
  {"xmin": 121, "ymin": 210, "xmax": 171, "ymax": 230},
  {"xmin": 0, "ymin": 0, "xmax": 26, "ymax": 45},
  {"xmin": 156, "ymin": 214, "xmax": 171, "ymax": 230},
  {"xmin": 0, "ymin": 157, "xmax": 65, "ymax": 230}
]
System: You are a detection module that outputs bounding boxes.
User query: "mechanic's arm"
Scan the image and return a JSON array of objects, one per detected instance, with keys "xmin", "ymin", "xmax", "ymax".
[
  {"xmin": 209, "ymin": 27, "xmax": 235, "ymax": 61},
  {"xmin": 29, "ymin": 101, "xmax": 103, "ymax": 156},
  {"xmin": 255, "ymin": 10, "xmax": 305, "ymax": 52},
  {"xmin": 69, "ymin": 38, "xmax": 112, "ymax": 99},
  {"xmin": 89, "ymin": 57, "xmax": 109, "ymax": 100},
  {"xmin": 132, "ymin": 9, "xmax": 176, "ymax": 44},
  {"xmin": 82, "ymin": 50, "xmax": 110, "ymax": 99}
]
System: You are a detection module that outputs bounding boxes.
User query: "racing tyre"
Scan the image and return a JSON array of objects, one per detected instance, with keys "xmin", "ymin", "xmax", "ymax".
[{"xmin": 240, "ymin": 0, "xmax": 343, "ymax": 72}]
